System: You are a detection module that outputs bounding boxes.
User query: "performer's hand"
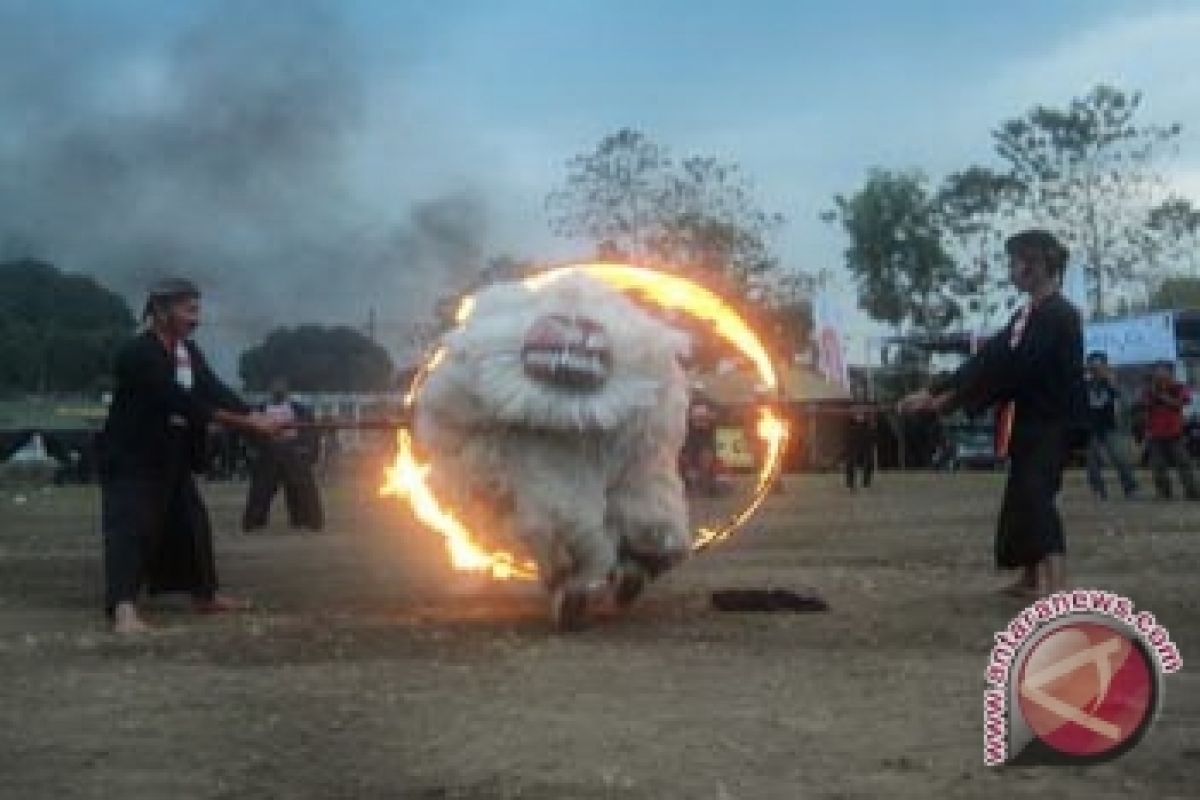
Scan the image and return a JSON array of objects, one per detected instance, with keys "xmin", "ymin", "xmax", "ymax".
[
  {"xmin": 897, "ymin": 389, "xmax": 934, "ymax": 414},
  {"xmin": 929, "ymin": 391, "xmax": 954, "ymax": 413},
  {"xmin": 244, "ymin": 412, "xmax": 286, "ymax": 438}
]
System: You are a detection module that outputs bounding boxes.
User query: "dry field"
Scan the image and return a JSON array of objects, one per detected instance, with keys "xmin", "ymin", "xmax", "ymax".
[{"xmin": 1, "ymin": 471, "xmax": 1197, "ymax": 799}]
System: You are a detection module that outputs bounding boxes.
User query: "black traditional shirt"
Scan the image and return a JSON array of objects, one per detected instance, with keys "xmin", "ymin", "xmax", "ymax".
[
  {"xmin": 935, "ymin": 293, "xmax": 1085, "ymax": 434},
  {"xmin": 101, "ymin": 330, "xmax": 248, "ymax": 478}
]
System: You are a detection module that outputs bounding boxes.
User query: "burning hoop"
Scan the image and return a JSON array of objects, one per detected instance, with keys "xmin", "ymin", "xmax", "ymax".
[{"xmin": 381, "ymin": 262, "xmax": 789, "ymax": 580}]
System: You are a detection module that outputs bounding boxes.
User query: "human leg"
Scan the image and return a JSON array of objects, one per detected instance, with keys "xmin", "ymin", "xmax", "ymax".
[
  {"xmin": 1085, "ymin": 436, "xmax": 1108, "ymax": 498},
  {"xmin": 101, "ymin": 477, "xmax": 160, "ymax": 632},
  {"xmin": 1168, "ymin": 437, "xmax": 1200, "ymax": 499},
  {"xmin": 242, "ymin": 452, "xmax": 280, "ymax": 530},
  {"xmin": 1147, "ymin": 439, "xmax": 1174, "ymax": 499},
  {"xmin": 1100, "ymin": 432, "xmax": 1138, "ymax": 495}
]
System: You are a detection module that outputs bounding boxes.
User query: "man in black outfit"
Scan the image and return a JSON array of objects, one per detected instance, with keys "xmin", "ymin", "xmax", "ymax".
[
  {"xmin": 901, "ymin": 230, "xmax": 1085, "ymax": 598},
  {"xmin": 242, "ymin": 378, "xmax": 324, "ymax": 531},
  {"xmin": 844, "ymin": 403, "xmax": 876, "ymax": 490},
  {"xmin": 99, "ymin": 278, "xmax": 282, "ymax": 634}
]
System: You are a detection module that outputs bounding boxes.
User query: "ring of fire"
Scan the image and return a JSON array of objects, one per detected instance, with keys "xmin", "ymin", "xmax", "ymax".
[{"xmin": 381, "ymin": 262, "xmax": 789, "ymax": 580}]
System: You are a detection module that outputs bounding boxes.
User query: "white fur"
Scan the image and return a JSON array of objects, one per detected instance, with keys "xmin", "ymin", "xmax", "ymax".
[{"xmin": 416, "ymin": 274, "xmax": 691, "ymax": 591}]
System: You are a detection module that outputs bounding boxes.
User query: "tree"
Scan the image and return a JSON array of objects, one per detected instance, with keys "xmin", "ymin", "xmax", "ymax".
[
  {"xmin": 0, "ymin": 259, "xmax": 136, "ymax": 393},
  {"xmin": 1148, "ymin": 277, "xmax": 1200, "ymax": 311},
  {"xmin": 824, "ymin": 169, "xmax": 959, "ymax": 337},
  {"xmin": 754, "ymin": 270, "xmax": 816, "ymax": 359},
  {"xmin": 1147, "ymin": 196, "xmax": 1200, "ymax": 277},
  {"xmin": 935, "ymin": 166, "xmax": 1025, "ymax": 330},
  {"xmin": 238, "ymin": 325, "xmax": 395, "ymax": 392},
  {"xmin": 992, "ymin": 85, "xmax": 1182, "ymax": 316},
  {"xmin": 547, "ymin": 129, "xmax": 672, "ymax": 259},
  {"xmin": 546, "ymin": 128, "xmax": 785, "ymax": 286}
]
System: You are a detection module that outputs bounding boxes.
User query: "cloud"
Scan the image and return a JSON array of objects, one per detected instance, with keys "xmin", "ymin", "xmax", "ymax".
[
  {"xmin": 0, "ymin": 1, "xmax": 501, "ymax": 373},
  {"xmin": 982, "ymin": 6, "xmax": 1200, "ymax": 194}
]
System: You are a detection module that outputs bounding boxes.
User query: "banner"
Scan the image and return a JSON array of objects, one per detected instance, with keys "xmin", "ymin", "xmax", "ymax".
[
  {"xmin": 813, "ymin": 290, "xmax": 850, "ymax": 390},
  {"xmin": 1084, "ymin": 313, "xmax": 1176, "ymax": 366}
]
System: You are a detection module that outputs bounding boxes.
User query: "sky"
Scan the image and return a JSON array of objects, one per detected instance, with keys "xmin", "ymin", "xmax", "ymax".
[{"xmin": 2, "ymin": 0, "xmax": 1198, "ymax": 370}]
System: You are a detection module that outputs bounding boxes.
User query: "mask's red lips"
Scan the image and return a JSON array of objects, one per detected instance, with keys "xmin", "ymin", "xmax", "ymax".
[{"xmin": 521, "ymin": 313, "xmax": 611, "ymax": 389}]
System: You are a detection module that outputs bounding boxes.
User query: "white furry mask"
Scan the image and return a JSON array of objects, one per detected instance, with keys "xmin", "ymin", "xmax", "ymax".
[{"xmin": 420, "ymin": 274, "xmax": 690, "ymax": 433}]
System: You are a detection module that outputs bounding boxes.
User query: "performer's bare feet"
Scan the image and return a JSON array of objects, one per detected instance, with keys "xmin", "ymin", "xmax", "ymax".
[
  {"xmin": 550, "ymin": 578, "xmax": 609, "ymax": 632},
  {"xmin": 1041, "ymin": 554, "xmax": 1067, "ymax": 594},
  {"xmin": 610, "ymin": 561, "xmax": 648, "ymax": 608},
  {"xmin": 111, "ymin": 601, "xmax": 151, "ymax": 634},
  {"xmin": 193, "ymin": 594, "xmax": 252, "ymax": 615},
  {"xmin": 550, "ymin": 585, "xmax": 589, "ymax": 632},
  {"xmin": 999, "ymin": 566, "xmax": 1039, "ymax": 598}
]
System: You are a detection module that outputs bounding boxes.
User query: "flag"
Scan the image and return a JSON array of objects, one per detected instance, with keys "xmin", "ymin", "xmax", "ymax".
[{"xmin": 813, "ymin": 290, "xmax": 850, "ymax": 390}]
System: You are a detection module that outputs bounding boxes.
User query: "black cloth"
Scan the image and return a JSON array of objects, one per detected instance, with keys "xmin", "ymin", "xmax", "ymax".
[
  {"xmin": 243, "ymin": 401, "xmax": 323, "ymax": 530},
  {"xmin": 995, "ymin": 422, "xmax": 1067, "ymax": 567},
  {"xmin": 99, "ymin": 330, "xmax": 248, "ymax": 612},
  {"xmin": 844, "ymin": 412, "xmax": 875, "ymax": 489},
  {"xmin": 1085, "ymin": 376, "xmax": 1119, "ymax": 434},
  {"xmin": 102, "ymin": 431, "xmax": 217, "ymax": 613},
  {"xmin": 99, "ymin": 330, "xmax": 248, "ymax": 479},
  {"xmin": 934, "ymin": 293, "xmax": 1084, "ymax": 569}
]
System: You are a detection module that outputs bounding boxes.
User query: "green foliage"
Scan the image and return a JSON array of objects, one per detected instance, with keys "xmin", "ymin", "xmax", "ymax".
[
  {"xmin": 935, "ymin": 166, "xmax": 1025, "ymax": 328},
  {"xmin": 824, "ymin": 169, "xmax": 959, "ymax": 336},
  {"xmin": 1147, "ymin": 196, "xmax": 1200, "ymax": 276},
  {"xmin": 992, "ymin": 84, "xmax": 1181, "ymax": 314},
  {"xmin": 238, "ymin": 325, "xmax": 395, "ymax": 393},
  {"xmin": 546, "ymin": 128, "xmax": 785, "ymax": 285},
  {"xmin": 0, "ymin": 259, "xmax": 135, "ymax": 393},
  {"xmin": 1148, "ymin": 277, "xmax": 1200, "ymax": 311},
  {"xmin": 755, "ymin": 270, "xmax": 815, "ymax": 357}
]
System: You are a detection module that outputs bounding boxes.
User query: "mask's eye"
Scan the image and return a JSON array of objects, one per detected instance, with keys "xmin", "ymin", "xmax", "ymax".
[{"xmin": 521, "ymin": 314, "xmax": 612, "ymax": 389}]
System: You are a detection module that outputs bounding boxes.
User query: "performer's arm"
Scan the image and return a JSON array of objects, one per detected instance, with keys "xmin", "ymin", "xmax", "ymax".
[
  {"xmin": 189, "ymin": 344, "xmax": 251, "ymax": 414},
  {"xmin": 123, "ymin": 341, "xmax": 279, "ymax": 437},
  {"xmin": 930, "ymin": 325, "xmax": 1019, "ymax": 414}
]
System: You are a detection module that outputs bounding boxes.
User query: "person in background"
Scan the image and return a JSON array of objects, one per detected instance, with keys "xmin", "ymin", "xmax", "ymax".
[
  {"xmin": 681, "ymin": 391, "xmax": 720, "ymax": 496},
  {"xmin": 1084, "ymin": 351, "xmax": 1138, "ymax": 500},
  {"xmin": 99, "ymin": 278, "xmax": 283, "ymax": 634},
  {"xmin": 899, "ymin": 229, "xmax": 1084, "ymax": 598},
  {"xmin": 843, "ymin": 401, "xmax": 876, "ymax": 490},
  {"xmin": 242, "ymin": 378, "xmax": 325, "ymax": 531},
  {"xmin": 1140, "ymin": 360, "xmax": 1199, "ymax": 500}
]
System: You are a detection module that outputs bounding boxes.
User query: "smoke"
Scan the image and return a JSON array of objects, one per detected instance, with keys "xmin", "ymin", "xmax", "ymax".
[{"xmin": 0, "ymin": 1, "xmax": 488, "ymax": 371}]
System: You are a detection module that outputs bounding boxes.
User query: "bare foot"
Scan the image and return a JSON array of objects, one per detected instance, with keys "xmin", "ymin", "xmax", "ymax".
[
  {"xmin": 111, "ymin": 602, "xmax": 151, "ymax": 634},
  {"xmin": 998, "ymin": 566, "xmax": 1038, "ymax": 598},
  {"xmin": 193, "ymin": 595, "xmax": 252, "ymax": 615},
  {"xmin": 998, "ymin": 582, "xmax": 1041, "ymax": 599},
  {"xmin": 1041, "ymin": 554, "xmax": 1067, "ymax": 594}
]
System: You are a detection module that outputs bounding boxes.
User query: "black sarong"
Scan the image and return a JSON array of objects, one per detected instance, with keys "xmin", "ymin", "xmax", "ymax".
[
  {"xmin": 995, "ymin": 422, "xmax": 1067, "ymax": 569},
  {"xmin": 101, "ymin": 430, "xmax": 218, "ymax": 614}
]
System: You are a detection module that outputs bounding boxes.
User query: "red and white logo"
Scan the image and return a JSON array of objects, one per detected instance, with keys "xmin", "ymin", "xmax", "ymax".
[{"xmin": 983, "ymin": 591, "xmax": 1181, "ymax": 766}]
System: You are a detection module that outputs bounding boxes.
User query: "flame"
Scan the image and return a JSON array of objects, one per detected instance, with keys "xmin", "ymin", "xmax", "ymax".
[
  {"xmin": 692, "ymin": 406, "xmax": 788, "ymax": 550},
  {"xmin": 524, "ymin": 265, "xmax": 778, "ymax": 392},
  {"xmin": 383, "ymin": 262, "xmax": 788, "ymax": 579},
  {"xmin": 381, "ymin": 429, "xmax": 538, "ymax": 580},
  {"xmin": 453, "ymin": 295, "xmax": 476, "ymax": 325}
]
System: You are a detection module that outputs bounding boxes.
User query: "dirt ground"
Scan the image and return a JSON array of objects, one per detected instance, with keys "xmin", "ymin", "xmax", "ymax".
[{"xmin": 1, "ymin": 470, "xmax": 1197, "ymax": 800}]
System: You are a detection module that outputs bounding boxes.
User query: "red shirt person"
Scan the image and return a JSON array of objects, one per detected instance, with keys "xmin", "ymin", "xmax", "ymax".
[{"xmin": 1140, "ymin": 361, "xmax": 1199, "ymax": 500}]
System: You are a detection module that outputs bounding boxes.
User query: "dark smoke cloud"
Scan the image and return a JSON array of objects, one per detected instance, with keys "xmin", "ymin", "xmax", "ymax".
[{"xmin": 0, "ymin": 1, "xmax": 487, "ymax": 372}]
